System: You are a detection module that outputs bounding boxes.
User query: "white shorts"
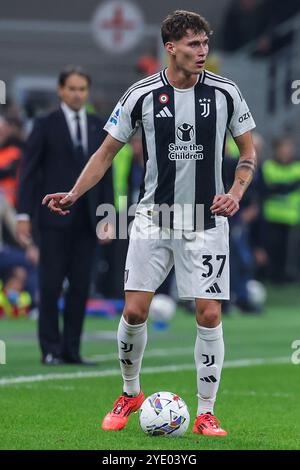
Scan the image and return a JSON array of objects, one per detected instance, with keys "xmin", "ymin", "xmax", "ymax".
[{"xmin": 124, "ymin": 211, "xmax": 230, "ymax": 300}]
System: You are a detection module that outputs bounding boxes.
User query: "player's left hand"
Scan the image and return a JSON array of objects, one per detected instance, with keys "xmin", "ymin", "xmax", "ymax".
[
  {"xmin": 42, "ymin": 191, "xmax": 77, "ymax": 216},
  {"xmin": 210, "ymin": 193, "xmax": 239, "ymax": 217}
]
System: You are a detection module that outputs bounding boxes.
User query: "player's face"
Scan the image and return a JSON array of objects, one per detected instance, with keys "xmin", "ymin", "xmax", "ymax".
[
  {"xmin": 168, "ymin": 30, "xmax": 209, "ymax": 75},
  {"xmin": 58, "ymin": 74, "xmax": 89, "ymax": 111}
]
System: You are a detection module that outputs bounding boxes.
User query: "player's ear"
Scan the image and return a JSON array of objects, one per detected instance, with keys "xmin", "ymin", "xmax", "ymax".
[{"xmin": 165, "ymin": 42, "xmax": 175, "ymax": 56}]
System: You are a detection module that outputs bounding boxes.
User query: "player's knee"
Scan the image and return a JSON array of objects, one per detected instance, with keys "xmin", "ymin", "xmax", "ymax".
[
  {"xmin": 123, "ymin": 303, "xmax": 148, "ymax": 325},
  {"xmin": 196, "ymin": 304, "xmax": 220, "ymax": 327}
]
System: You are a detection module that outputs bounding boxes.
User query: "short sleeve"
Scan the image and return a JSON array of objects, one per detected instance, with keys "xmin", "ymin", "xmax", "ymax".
[
  {"xmin": 104, "ymin": 94, "xmax": 140, "ymax": 143},
  {"xmin": 228, "ymin": 86, "xmax": 256, "ymax": 137}
]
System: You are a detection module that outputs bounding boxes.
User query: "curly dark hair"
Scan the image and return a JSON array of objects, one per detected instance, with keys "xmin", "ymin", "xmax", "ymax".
[{"xmin": 161, "ymin": 10, "xmax": 212, "ymax": 44}]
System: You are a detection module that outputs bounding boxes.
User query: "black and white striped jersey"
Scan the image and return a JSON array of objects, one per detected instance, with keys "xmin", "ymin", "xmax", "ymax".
[{"xmin": 104, "ymin": 69, "xmax": 256, "ymax": 230}]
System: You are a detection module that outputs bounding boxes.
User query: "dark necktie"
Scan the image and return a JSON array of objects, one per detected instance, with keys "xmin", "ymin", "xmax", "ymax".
[{"xmin": 74, "ymin": 113, "xmax": 85, "ymax": 167}]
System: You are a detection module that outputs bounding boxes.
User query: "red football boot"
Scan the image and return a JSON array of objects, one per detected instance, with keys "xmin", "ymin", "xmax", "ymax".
[
  {"xmin": 101, "ymin": 391, "xmax": 145, "ymax": 431},
  {"xmin": 193, "ymin": 413, "xmax": 228, "ymax": 436}
]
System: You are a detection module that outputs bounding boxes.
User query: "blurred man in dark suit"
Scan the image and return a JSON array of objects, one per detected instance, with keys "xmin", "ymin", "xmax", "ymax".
[{"xmin": 16, "ymin": 66, "xmax": 114, "ymax": 365}]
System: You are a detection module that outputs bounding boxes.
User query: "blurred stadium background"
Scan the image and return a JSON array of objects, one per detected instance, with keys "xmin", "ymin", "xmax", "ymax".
[{"xmin": 0, "ymin": 0, "xmax": 300, "ymax": 450}]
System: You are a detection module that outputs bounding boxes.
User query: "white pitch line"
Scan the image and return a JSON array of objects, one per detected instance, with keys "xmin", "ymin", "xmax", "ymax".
[
  {"xmin": 221, "ymin": 390, "xmax": 293, "ymax": 398},
  {"xmin": 0, "ymin": 356, "xmax": 291, "ymax": 386},
  {"xmin": 90, "ymin": 346, "xmax": 195, "ymax": 362}
]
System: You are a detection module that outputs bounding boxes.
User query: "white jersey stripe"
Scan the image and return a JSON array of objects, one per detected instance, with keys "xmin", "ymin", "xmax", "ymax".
[{"xmin": 173, "ymin": 88, "xmax": 196, "ymax": 229}]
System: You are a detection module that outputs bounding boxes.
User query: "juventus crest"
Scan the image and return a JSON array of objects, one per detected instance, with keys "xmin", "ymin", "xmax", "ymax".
[{"xmin": 199, "ymin": 98, "xmax": 211, "ymax": 118}]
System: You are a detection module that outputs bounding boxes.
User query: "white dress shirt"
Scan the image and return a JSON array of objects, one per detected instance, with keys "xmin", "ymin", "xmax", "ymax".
[{"xmin": 61, "ymin": 101, "xmax": 88, "ymax": 154}]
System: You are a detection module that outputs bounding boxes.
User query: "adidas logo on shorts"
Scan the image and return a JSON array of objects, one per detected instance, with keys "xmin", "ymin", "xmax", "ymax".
[{"xmin": 206, "ymin": 283, "xmax": 221, "ymax": 294}]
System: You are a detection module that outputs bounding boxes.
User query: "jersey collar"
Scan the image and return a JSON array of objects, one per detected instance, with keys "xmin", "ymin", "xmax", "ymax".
[{"xmin": 161, "ymin": 68, "xmax": 205, "ymax": 88}]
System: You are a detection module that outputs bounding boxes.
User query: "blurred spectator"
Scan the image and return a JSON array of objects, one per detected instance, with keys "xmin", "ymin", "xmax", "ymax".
[
  {"xmin": 0, "ymin": 191, "xmax": 38, "ymax": 309},
  {"xmin": 0, "ymin": 267, "xmax": 31, "ymax": 318},
  {"xmin": 0, "ymin": 116, "xmax": 24, "ymax": 206},
  {"xmin": 257, "ymin": 136, "xmax": 300, "ymax": 283},
  {"xmin": 248, "ymin": 133, "xmax": 269, "ymax": 274},
  {"xmin": 136, "ymin": 44, "xmax": 161, "ymax": 77},
  {"xmin": 1, "ymin": 98, "xmax": 23, "ymax": 122}
]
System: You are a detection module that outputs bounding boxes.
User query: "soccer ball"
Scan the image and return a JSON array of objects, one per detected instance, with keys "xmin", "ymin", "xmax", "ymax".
[
  {"xmin": 246, "ymin": 280, "xmax": 267, "ymax": 309},
  {"xmin": 139, "ymin": 391, "xmax": 190, "ymax": 437},
  {"xmin": 148, "ymin": 295, "xmax": 176, "ymax": 325}
]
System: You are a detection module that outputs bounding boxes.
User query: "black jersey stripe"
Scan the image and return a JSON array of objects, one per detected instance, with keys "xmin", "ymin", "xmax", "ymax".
[
  {"xmin": 120, "ymin": 72, "xmax": 160, "ymax": 102},
  {"xmin": 120, "ymin": 74, "xmax": 161, "ymax": 105},
  {"xmin": 129, "ymin": 92, "xmax": 152, "ymax": 203},
  {"xmin": 153, "ymin": 86, "xmax": 176, "ymax": 226},
  {"xmin": 204, "ymin": 71, "xmax": 243, "ymax": 101},
  {"xmin": 194, "ymin": 82, "xmax": 217, "ymax": 230},
  {"xmin": 129, "ymin": 92, "xmax": 153, "ymax": 204},
  {"xmin": 210, "ymin": 86, "xmax": 234, "ymax": 127},
  {"xmin": 138, "ymin": 125, "xmax": 148, "ymax": 203},
  {"xmin": 130, "ymin": 91, "xmax": 151, "ymax": 130}
]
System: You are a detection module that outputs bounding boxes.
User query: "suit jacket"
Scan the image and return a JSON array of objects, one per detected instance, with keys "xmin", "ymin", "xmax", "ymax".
[{"xmin": 18, "ymin": 108, "xmax": 114, "ymax": 232}]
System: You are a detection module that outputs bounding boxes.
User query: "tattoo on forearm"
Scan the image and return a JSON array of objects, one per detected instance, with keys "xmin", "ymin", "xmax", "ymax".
[
  {"xmin": 235, "ymin": 159, "xmax": 257, "ymax": 190},
  {"xmin": 237, "ymin": 177, "xmax": 247, "ymax": 186},
  {"xmin": 236, "ymin": 159, "xmax": 257, "ymax": 174}
]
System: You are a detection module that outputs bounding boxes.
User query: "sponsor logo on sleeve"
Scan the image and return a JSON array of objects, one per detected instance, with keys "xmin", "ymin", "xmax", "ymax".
[
  {"xmin": 109, "ymin": 108, "xmax": 120, "ymax": 125},
  {"xmin": 238, "ymin": 111, "xmax": 251, "ymax": 123}
]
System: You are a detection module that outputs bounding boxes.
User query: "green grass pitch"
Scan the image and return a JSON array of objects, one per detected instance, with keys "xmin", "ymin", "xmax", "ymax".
[{"xmin": 0, "ymin": 285, "xmax": 299, "ymax": 450}]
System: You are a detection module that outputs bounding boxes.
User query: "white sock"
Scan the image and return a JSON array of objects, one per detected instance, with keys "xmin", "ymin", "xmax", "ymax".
[
  {"xmin": 117, "ymin": 315, "xmax": 147, "ymax": 396},
  {"xmin": 194, "ymin": 322, "xmax": 224, "ymax": 415}
]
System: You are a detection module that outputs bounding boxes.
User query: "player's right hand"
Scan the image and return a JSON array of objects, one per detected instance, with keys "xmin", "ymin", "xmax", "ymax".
[
  {"xmin": 210, "ymin": 193, "xmax": 239, "ymax": 217},
  {"xmin": 42, "ymin": 191, "xmax": 77, "ymax": 216}
]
